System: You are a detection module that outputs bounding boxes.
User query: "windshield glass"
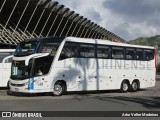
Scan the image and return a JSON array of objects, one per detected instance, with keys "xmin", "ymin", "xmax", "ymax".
[
  {"xmin": 11, "ymin": 60, "xmax": 33, "ymax": 80},
  {"xmin": 15, "ymin": 41, "xmax": 38, "ymax": 56}
]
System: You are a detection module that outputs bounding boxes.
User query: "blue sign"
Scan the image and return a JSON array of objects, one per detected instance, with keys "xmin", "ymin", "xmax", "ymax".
[{"xmin": 28, "ymin": 78, "xmax": 34, "ymax": 90}]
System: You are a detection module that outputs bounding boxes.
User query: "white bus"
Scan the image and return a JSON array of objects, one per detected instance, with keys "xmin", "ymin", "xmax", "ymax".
[
  {"xmin": 0, "ymin": 49, "xmax": 14, "ymax": 88},
  {"xmin": 9, "ymin": 37, "xmax": 156, "ymax": 95}
]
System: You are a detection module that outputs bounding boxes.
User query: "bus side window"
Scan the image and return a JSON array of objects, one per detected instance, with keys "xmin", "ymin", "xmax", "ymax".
[
  {"xmin": 125, "ymin": 48, "xmax": 135, "ymax": 60},
  {"xmin": 59, "ymin": 42, "xmax": 78, "ymax": 60},
  {"xmin": 112, "ymin": 47, "xmax": 124, "ymax": 59},
  {"xmin": 79, "ymin": 44, "xmax": 95, "ymax": 58},
  {"xmin": 97, "ymin": 45, "xmax": 110, "ymax": 59},
  {"xmin": 145, "ymin": 49, "xmax": 154, "ymax": 61},
  {"xmin": 39, "ymin": 43, "xmax": 58, "ymax": 56},
  {"xmin": 136, "ymin": 49, "xmax": 143, "ymax": 60},
  {"xmin": 33, "ymin": 56, "xmax": 53, "ymax": 76}
]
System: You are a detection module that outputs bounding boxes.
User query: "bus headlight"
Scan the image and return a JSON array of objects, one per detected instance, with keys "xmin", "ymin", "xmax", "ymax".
[
  {"xmin": 22, "ymin": 82, "xmax": 28, "ymax": 86},
  {"xmin": 23, "ymin": 80, "xmax": 38, "ymax": 86}
]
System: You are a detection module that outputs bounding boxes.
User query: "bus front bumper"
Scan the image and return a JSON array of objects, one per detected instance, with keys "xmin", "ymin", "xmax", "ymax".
[{"xmin": 9, "ymin": 79, "xmax": 52, "ymax": 93}]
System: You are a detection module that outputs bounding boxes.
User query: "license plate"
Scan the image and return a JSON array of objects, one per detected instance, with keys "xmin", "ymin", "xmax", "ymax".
[{"xmin": 15, "ymin": 88, "xmax": 19, "ymax": 91}]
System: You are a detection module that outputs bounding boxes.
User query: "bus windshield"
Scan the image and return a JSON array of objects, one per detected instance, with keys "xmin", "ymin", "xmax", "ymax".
[
  {"xmin": 11, "ymin": 60, "xmax": 33, "ymax": 80},
  {"xmin": 15, "ymin": 41, "xmax": 38, "ymax": 56}
]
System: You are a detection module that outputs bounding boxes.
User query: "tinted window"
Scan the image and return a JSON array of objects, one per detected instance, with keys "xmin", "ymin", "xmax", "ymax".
[
  {"xmin": 125, "ymin": 48, "xmax": 135, "ymax": 60},
  {"xmin": 15, "ymin": 41, "xmax": 38, "ymax": 56},
  {"xmin": 145, "ymin": 49, "xmax": 154, "ymax": 61},
  {"xmin": 97, "ymin": 45, "xmax": 110, "ymax": 59},
  {"xmin": 33, "ymin": 56, "xmax": 53, "ymax": 76},
  {"xmin": 79, "ymin": 44, "xmax": 95, "ymax": 58},
  {"xmin": 59, "ymin": 42, "xmax": 78, "ymax": 60},
  {"xmin": 112, "ymin": 47, "xmax": 124, "ymax": 59},
  {"xmin": 39, "ymin": 43, "xmax": 59, "ymax": 56},
  {"xmin": 136, "ymin": 49, "xmax": 143, "ymax": 60}
]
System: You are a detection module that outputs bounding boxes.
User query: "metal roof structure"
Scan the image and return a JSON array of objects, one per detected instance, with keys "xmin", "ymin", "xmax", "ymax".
[{"xmin": 0, "ymin": 0, "xmax": 125, "ymax": 48}]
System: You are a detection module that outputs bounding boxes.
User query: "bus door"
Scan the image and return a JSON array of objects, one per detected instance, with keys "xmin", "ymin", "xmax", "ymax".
[{"xmin": 32, "ymin": 56, "xmax": 53, "ymax": 90}]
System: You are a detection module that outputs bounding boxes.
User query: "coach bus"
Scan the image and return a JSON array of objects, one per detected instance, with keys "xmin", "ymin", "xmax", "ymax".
[
  {"xmin": 9, "ymin": 37, "xmax": 156, "ymax": 95},
  {"xmin": 0, "ymin": 49, "xmax": 14, "ymax": 87}
]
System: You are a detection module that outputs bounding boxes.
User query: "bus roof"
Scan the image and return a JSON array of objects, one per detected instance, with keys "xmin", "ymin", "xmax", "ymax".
[
  {"xmin": 24, "ymin": 36, "xmax": 65, "ymax": 43},
  {"xmin": 65, "ymin": 37, "xmax": 155, "ymax": 49},
  {"xmin": 20, "ymin": 36, "xmax": 154, "ymax": 49}
]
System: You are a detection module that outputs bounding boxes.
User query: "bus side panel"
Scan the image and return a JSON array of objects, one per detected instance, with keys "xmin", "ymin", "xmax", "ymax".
[
  {"xmin": 106, "ymin": 60, "xmax": 131, "ymax": 90},
  {"xmin": 98, "ymin": 58, "xmax": 110, "ymax": 90},
  {"xmin": 69, "ymin": 67, "xmax": 84, "ymax": 91},
  {"xmin": 2, "ymin": 63, "xmax": 11, "ymax": 87},
  {"xmin": 97, "ymin": 59, "xmax": 118, "ymax": 90},
  {"xmin": 117, "ymin": 69, "xmax": 131, "ymax": 89},
  {"xmin": 147, "ymin": 60, "xmax": 156, "ymax": 87},
  {"xmin": 69, "ymin": 58, "xmax": 98, "ymax": 91},
  {"xmin": 140, "ymin": 60, "xmax": 155, "ymax": 89},
  {"xmin": 67, "ymin": 58, "xmax": 83, "ymax": 91},
  {"xmin": 106, "ymin": 68, "xmax": 118, "ymax": 90},
  {"xmin": 147, "ymin": 68, "xmax": 156, "ymax": 87},
  {"xmin": 140, "ymin": 69, "xmax": 147, "ymax": 88},
  {"xmin": 33, "ymin": 75, "xmax": 51, "ymax": 90},
  {"xmin": 0, "ymin": 63, "xmax": 2, "ymax": 86},
  {"xmin": 51, "ymin": 58, "xmax": 71, "ymax": 90},
  {"xmin": 86, "ymin": 59, "xmax": 100, "ymax": 90}
]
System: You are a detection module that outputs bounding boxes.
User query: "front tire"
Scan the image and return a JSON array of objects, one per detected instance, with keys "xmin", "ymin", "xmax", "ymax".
[
  {"xmin": 120, "ymin": 81, "xmax": 129, "ymax": 93},
  {"xmin": 53, "ymin": 82, "xmax": 65, "ymax": 96}
]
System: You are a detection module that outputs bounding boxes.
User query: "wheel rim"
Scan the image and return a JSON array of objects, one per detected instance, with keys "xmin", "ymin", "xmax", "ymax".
[
  {"xmin": 132, "ymin": 82, "xmax": 138, "ymax": 91},
  {"xmin": 54, "ymin": 84, "xmax": 63, "ymax": 95},
  {"xmin": 123, "ymin": 83, "xmax": 128, "ymax": 91}
]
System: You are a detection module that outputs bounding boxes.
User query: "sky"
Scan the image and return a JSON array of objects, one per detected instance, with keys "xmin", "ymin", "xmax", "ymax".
[{"xmin": 55, "ymin": 0, "xmax": 160, "ymax": 41}]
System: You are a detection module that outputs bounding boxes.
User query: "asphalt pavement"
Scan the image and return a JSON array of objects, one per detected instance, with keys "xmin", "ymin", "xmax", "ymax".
[{"xmin": 0, "ymin": 79, "xmax": 159, "ymax": 120}]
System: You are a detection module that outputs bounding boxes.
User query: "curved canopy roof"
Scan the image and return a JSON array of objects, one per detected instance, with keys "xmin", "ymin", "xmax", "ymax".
[{"xmin": 0, "ymin": 0, "xmax": 125, "ymax": 47}]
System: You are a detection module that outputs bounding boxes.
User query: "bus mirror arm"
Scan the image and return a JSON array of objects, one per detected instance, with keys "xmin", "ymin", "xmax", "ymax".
[
  {"xmin": 25, "ymin": 53, "xmax": 49, "ymax": 66},
  {"xmin": 2, "ymin": 55, "xmax": 13, "ymax": 68}
]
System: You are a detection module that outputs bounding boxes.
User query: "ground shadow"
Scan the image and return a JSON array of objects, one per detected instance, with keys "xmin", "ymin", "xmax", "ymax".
[
  {"xmin": 6, "ymin": 90, "xmax": 52, "ymax": 97},
  {"xmin": 94, "ymin": 96, "xmax": 160, "ymax": 110}
]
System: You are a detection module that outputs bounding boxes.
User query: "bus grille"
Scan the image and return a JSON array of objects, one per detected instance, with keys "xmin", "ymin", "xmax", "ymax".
[{"xmin": 11, "ymin": 83, "xmax": 25, "ymax": 87}]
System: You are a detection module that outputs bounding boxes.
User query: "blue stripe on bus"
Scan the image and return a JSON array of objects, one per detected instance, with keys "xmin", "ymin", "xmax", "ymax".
[{"xmin": 28, "ymin": 78, "xmax": 34, "ymax": 90}]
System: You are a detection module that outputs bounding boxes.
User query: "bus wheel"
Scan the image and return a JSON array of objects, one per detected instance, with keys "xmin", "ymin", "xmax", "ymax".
[
  {"xmin": 53, "ymin": 82, "xmax": 65, "ymax": 96},
  {"xmin": 131, "ymin": 81, "xmax": 138, "ymax": 92},
  {"xmin": 120, "ymin": 81, "xmax": 129, "ymax": 93}
]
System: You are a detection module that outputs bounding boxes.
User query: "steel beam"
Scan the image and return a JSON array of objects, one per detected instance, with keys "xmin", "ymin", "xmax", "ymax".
[{"xmin": 2, "ymin": 0, "xmax": 20, "ymax": 33}]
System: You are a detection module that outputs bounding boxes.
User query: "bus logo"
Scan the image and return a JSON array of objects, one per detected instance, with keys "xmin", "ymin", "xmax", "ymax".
[{"xmin": 2, "ymin": 112, "xmax": 11, "ymax": 117}]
